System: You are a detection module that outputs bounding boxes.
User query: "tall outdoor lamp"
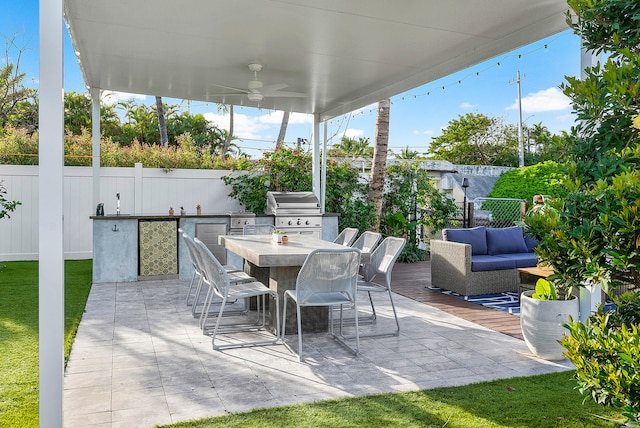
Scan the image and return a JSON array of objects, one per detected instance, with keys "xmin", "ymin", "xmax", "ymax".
[{"xmin": 462, "ymin": 178, "xmax": 469, "ymax": 228}]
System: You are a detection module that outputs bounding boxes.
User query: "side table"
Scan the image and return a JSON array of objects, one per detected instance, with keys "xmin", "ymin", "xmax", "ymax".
[{"xmin": 517, "ymin": 266, "xmax": 553, "ymax": 300}]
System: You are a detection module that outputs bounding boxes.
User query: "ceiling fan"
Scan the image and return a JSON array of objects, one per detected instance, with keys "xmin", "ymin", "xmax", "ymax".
[{"xmin": 214, "ymin": 63, "xmax": 306, "ymax": 102}]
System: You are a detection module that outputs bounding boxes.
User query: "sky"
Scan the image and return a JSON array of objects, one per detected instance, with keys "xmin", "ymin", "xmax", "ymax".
[{"xmin": 2, "ymin": 0, "xmax": 582, "ymax": 158}]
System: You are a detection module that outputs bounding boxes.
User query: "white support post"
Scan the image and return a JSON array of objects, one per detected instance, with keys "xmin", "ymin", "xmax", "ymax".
[
  {"xmin": 91, "ymin": 87, "xmax": 101, "ymax": 212},
  {"xmin": 311, "ymin": 114, "xmax": 321, "ymax": 200},
  {"xmin": 579, "ymin": 284, "xmax": 602, "ymax": 323},
  {"xmin": 580, "ymin": 38, "xmax": 600, "ymax": 79},
  {"xmin": 39, "ymin": 0, "xmax": 65, "ymax": 426},
  {"xmin": 320, "ymin": 121, "xmax": 327, "ymax": 213}
]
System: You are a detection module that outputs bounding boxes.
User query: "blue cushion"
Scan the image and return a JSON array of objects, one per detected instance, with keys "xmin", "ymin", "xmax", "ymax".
[
  {"xmin": 471, "ymin": 255, "xmax": 516, "ymax": 272},
  {"xmin": 443, "ymin": 226, "xmax": 487, "ymax": 255},
  {"xmin": 495, "ymin": 253, "xmax": 539, "ymax": 268},
  {"xmin": 524, "ymin": 234, "xmax": 538, "ymax": 252},
  {"xmin": 486, "ymin": 226, "xmax": 528, "ymax": 255}
]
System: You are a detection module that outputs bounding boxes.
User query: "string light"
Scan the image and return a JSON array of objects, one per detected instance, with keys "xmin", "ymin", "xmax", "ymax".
[{"xmin": 323, "ymin": 32, "xmax": 569, "ymax": 132}]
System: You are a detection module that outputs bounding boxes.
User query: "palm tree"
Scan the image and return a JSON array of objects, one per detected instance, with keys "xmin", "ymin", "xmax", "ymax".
[
  {"xmin": 276, "ymin": 111, "xmax": 290, "ymax": 149},
  {"xmin": 369, "ymin": 99, "xmax": 390, "ymax": 231},
  {"xmin": 392, "ymin": 145, "xmax": 421, "ymax": 159},
  {"xmin": 217, "ymin": 103, "xmax": 234, "ymax": 155},
  {"xmin": 328, "ymin": 137, "xmax": 373, "ymax": 159},
  {"xmin": 155, "ymin": 96, "xmax": 168, "ymax": 147}
]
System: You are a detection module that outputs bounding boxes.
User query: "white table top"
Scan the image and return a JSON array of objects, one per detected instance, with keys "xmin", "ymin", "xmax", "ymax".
[{"xmin": 219, "ymin": 234, "xmax": 363, "ymax": 267}]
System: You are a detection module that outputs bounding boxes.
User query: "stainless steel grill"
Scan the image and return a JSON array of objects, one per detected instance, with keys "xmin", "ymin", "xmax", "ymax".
[
  {"xmin": 227, "ymin": 211, "xmax": 256, "ymax": 235},
  {"xmin": 265, "ymin": 191, "xmax": 322, "ymax": 238}
]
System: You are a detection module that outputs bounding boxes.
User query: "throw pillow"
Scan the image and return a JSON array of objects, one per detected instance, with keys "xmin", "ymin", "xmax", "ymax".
[
  {"xmin": 486, "ymin": 226, "xmax": 528, "ymax": 255},
  {"xmin": 443, "ymin": 226, "xmax": 487, "ymax": 255}
]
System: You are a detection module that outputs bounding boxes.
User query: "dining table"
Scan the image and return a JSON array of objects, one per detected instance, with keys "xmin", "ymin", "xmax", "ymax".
[{"xmin": 219, "ymin": 234, "xmax": 368, "ymax": 334}]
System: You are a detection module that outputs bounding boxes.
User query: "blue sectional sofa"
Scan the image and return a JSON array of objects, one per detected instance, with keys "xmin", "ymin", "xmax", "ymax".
[{"xmin": 430, "ymin": 226, "xmax": 538, "ymax": 296}]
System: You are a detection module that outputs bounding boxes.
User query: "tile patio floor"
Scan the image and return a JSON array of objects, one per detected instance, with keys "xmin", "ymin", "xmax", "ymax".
[{"xmin": 64, "ymin": 263, "xmax": 573, "ymax": 427}]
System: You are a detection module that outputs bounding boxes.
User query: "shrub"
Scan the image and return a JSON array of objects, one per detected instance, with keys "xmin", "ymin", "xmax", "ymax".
[
  {"xmin": 382, "ymin": 163, "xmax": 457, "ymax": 262},
  {"xmin": 489, "ymin": 160, "xmax": 568, "ymax": 202},
  {"xmin": 560, "ymin": 291, "xmax": 640, "ymax": 425},
  {"xmin": 0, "ymin": 127, "xmax": 252, "ymax": 170},
  {"xmin": 0, "ymin": 180, "xmax": 21, "ymax": 219}
]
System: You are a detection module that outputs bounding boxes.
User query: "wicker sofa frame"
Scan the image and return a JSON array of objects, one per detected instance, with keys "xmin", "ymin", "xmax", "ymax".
[{"xmin": 430, "ymin": 239, "xmax": 521, "ymax": 296}]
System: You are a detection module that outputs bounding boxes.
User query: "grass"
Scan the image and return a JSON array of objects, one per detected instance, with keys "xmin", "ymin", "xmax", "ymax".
[
  {"xmin": 160, "ymin": 370, "xmax": 624, "ymax": 428},
  {"xmin": 0, "ymin": 260, "xmax": 626, "ymax": 427},
  {"xmin": 0, "ymin": 260, "xmax": 92, "ymax": 428}
]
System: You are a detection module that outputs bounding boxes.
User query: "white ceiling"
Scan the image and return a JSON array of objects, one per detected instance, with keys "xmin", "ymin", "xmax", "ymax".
[{"xmin": 64, "ymin": 0, "xmax": 570, "ymax": 121}]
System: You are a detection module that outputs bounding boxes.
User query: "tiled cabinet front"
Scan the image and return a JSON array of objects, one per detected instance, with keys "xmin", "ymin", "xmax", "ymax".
[{"xmin": 139, "ymin": 219, "xmax": 178, "ymax": 277}]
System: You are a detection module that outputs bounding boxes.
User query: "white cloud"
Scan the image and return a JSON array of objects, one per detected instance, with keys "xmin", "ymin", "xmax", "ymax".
[
  {"xmin": 343, "ymin": 128, "xmax": 365, "ymax": 138},
  {"xmin": 460, "ymin": 102, "xmax": 476, "ymax": 110},
  {"xmin": 101, "ymin": 91, "xmax": 148, "ymax": 105},
  {"xmin": 413, "ymin": 129, "xmax": 434, "ymax": 136},
  {"xmin": 204, "ymin": 111, "xmax": 274, "ymax": 140},
  {"xmin": 509, "ymin": 87, "xmax": 571, "ymax": 113},
  {"xmin": 257, "ymin": 111, "xmax": 312, "ymax": 125}
]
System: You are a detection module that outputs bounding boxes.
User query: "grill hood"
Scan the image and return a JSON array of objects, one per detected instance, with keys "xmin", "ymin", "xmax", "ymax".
[{"xmin": 265, "ymin": 191, "xmax": 321, "ymax": 215}]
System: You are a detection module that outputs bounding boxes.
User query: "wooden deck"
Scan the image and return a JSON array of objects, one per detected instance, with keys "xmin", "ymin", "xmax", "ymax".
[{"xmin": 390, "ymin": 261, "xmax": 524, "ymax": 340}]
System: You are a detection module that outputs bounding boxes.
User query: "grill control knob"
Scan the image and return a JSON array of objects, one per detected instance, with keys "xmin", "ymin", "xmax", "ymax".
[
  {"xmin": 296, "ymin": 219, "xmax": 301, "ymax": 225},
  {"xmin": 305, "ymin": 220, "xmax": 310, "ymax": 225},
  {"xmin": 288, "ymin": 220, "xmax": 292, "ymax": 225}
]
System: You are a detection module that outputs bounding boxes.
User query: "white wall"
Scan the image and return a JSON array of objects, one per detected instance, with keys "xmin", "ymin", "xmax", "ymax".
[{"xmin": 0, "ymin": 164, "xmax": 244, "ymax": 261}]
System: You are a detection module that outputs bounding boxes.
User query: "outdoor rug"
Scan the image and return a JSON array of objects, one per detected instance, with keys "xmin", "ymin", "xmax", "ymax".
[{"xmin": 427, "ymin": 286, "xmax": 521, "ymax": 316}]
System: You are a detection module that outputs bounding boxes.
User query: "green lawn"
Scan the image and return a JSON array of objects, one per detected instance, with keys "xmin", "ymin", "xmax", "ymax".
[
  {"xmin": 0, "ymin": 260, "xmax": 92, "ymax": 428},
  {"xmin": 159, "ymin": 370, "xmax": 624, "ymax": 428},
  {"xmin": 0, "ymin": 259, "xmax": 626, "ymax": 427}
]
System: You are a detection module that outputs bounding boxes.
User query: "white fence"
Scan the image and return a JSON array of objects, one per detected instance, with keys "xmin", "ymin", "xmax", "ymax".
[{"xmin": 0, "ymin": 164, "xmax": 244, "ymax": 261}]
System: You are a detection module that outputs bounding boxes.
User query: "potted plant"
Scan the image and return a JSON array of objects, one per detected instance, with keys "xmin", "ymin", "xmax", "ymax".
[
  {"xmin": 520, "ymin": 277, "xmax": 579, "ymax": 361},
  {"xmin": 272, "ymin": 229, "xmax": 286, "ymax": 243}
]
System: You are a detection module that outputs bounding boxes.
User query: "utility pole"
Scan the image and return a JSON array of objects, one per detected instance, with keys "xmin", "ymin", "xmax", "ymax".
[{"xmin": 510, "ymin": 71, "xmax": 525, "ymax": 167}]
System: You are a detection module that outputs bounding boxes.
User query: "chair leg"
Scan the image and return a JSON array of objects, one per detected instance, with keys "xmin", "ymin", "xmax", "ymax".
[
  {"xmin": 367, "ymin": 291, "xmax": 378, "ymax": 322},
  {"xmin": 185, "ymin": 271, "xmax": 197, "ymax": 305},
  {"xmin": 210, "ymin": 297, "xmax": 228, "ymax": 350},
  {"xmin": 199, "ymin": 283, "xmax": 216, "ymax": 330},
  {"xmin": 282, "ymin": 293, "xmax": 288, "ymax": 338},
  {"xmin": 191, "ymin": 276, "xmax": 205, "ymax": 317},
  {"xmin": 272, "ymin": 292, "xmax": 281, "ymax": 340},
  {"xmin": 296, "ymin": 303, "xmax": 303, "ymax": 362},
  {"xmin": 387, "ymin": 289, "xmax": 400, "ymax": 336}
]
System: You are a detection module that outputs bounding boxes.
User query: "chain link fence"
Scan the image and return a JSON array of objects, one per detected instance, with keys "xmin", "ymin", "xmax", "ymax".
[
  {"xmin": 434, "ymin": 197, "xmax": 527, "ymax": 233},
  {"xmin": 471, "ymin": 197, "xmax": 526, "ymax": 228}
]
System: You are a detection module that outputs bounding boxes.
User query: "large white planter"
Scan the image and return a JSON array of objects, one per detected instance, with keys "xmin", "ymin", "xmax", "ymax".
[{"xmin": 520, "ymin": 290, "xmax": 579, "ymax": 361}]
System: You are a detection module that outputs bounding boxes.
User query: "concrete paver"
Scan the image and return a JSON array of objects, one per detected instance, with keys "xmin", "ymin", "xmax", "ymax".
[{"xmin": 64, "ymin": 277, "xmax": 572, "ymax": 427}]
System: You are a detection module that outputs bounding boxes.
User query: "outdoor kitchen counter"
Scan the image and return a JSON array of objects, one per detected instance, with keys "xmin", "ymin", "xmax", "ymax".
[
  {"xmin": 219, "ymin": 234, "xmax": 367, "ymax": 334},
  {"xmin": 91, "ymin": 214, "xmax": 339, "ymax": 284}
]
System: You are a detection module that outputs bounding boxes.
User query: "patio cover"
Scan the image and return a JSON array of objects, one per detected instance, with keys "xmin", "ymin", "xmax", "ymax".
[{"xmin": 64, "ymin": 0, "xmax": 570, "ymax": 121}]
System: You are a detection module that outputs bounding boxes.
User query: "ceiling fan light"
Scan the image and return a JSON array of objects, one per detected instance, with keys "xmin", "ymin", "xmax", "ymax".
[{"xmin": 247, "ymin": 92, "xmax": 263, "ymax": 102}]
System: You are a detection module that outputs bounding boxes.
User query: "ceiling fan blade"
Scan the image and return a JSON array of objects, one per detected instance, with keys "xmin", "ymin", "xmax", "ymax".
[
  {"xmin": 211, "ymin": 83, "xmax": 249, "ymax": 94},
  {"xmin": 261, "ymin": 83, "xmax": 288, "ymax": 93},
  {"xmin": 263, "ymin": 90, "xmax": 307, "ymax": 98}
]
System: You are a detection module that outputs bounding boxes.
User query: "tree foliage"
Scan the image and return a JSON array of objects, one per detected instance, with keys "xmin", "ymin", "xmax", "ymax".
[
  {"xmin": 428, "ymin": 113, "xmax": 569, "ymax": 166},
  {"xmin": 0, "ymin": 34, "xmax": 36, "ymax": 131}
]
